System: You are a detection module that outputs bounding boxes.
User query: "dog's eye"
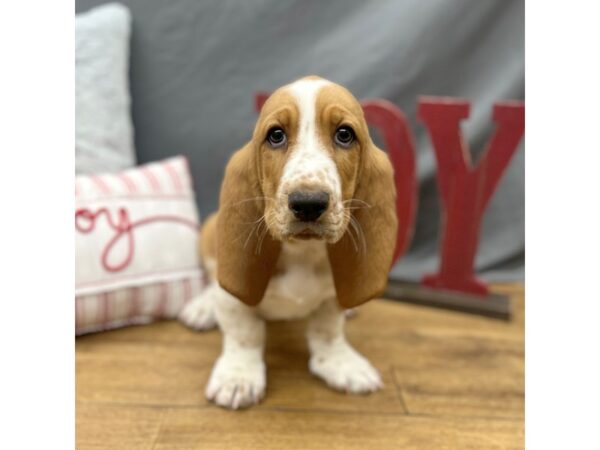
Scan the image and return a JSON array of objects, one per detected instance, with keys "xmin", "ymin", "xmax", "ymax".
[
  {"xmin": 334, "ymin": 126, "xmax": 355, "ymax": 148},
  {"xmin": 266, "ymin": 127, "xmax": 287, "ymax": 148}
]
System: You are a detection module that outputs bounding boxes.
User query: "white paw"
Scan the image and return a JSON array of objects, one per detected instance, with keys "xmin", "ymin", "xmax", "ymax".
[
  {"xmin": 309, "ymin": 346, "xmax": 382, "ymax": 394},
  {"xmin": 178, "ymin": 293, "xmax": 217, "ymax": 331},
  {"xmin": 205, "ymin": 355, "xmax": 266, "ymax": 410}
]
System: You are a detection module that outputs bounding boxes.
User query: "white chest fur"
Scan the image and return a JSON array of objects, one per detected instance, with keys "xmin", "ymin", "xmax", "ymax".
[{"xmin": 257, "ymin": 240, "xmax": 335, "ymax": 320}]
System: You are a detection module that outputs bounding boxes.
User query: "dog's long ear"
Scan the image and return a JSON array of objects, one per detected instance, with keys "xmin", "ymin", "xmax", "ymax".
[
  {"xmin": 216, "ymin": 143, "xmax": 281, "ymax": 306},
  {"xmin": 327, "ymin": 144, "xmax": 398, "ymax": 308}
]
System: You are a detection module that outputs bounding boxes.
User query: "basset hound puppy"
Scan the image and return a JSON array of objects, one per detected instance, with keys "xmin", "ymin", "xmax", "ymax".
[{"xmin": 179, "ymin": 76, "xmax": 398, "ymax": 409}]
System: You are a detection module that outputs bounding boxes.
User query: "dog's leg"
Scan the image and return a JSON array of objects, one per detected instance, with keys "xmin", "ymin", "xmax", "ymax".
[
  {"xmin": 205, "ymin": 286, "xmax": 266, "ymax": 409},
  {"xmin": 306, "ymin": 298, "xmax": 382, "ymax": 394}
]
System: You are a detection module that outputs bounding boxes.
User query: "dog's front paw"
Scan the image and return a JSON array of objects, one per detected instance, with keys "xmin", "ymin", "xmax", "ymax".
[
  {"xmin": 178, "ymin": 294, "xmax": 217, "ymax": 331},
  {"xmin": 309, "ymin": 346, "xmax": 383, "ymax": 394},
  {"xmin": 205, "ymin": 355, "xmax": 266, "ymax": 410}
]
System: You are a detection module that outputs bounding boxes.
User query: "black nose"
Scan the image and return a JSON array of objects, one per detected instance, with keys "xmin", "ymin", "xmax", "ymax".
[{"xmin": 288, "ymin": 191, "xmax": 329, "ymax": 222}]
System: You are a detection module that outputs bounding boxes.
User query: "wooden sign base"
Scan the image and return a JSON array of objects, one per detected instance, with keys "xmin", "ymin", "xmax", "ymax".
[{"xmin": 384, "ymin": 280, "xmax": 512, "ymax": 320}]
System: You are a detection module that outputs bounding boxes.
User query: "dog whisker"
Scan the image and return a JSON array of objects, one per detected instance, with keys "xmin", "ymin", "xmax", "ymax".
[
  {"xmin": 340, "ymin": 209, "xmax": 359, "ymax": 253},
  {"xmin": 256, "ymin": 224, "xmax": 268, "ymax": 255},
  {"xmin": 349, "ymin": 214, "xmax": 367, "ymax": 254},
  {"xmin": 255, "ymin": 210, "xmax": 275, "ymax": 255},
  {"xmin": 226, "ymin": 196, "xmax": 276, "ymax": 209},
  {"xmin": 346, "ymin": 220, "xmax": 360, "ymax": 253},
  {"xmin": 242, "ymin": 215, "xmax": 265, "ymax": 249},
  {"xmin": 342, "ymin": 198, "xmax": 372, "ymax": 209}
]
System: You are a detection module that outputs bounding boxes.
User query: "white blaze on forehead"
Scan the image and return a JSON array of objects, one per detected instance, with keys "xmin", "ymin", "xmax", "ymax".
[
  {"xmin": 288, "ymin": 78, "xmax": 330, "ymax": 148},
  {"xmin": 280, "ymin": 78, "xmax": 341, "ymax": 197}
]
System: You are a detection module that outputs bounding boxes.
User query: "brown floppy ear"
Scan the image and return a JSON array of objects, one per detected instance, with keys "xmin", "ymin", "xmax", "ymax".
[
  {"xmin": 216, "ymin": 144, "xmax": 281, "ymax": 306},
  {"xmin": 327, "ymin": 144, "xmax": 398, "ymax": 308}
]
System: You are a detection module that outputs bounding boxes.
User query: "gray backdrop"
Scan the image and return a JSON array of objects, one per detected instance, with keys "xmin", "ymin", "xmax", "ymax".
[{"xmin": 75, "ymin": 0, "xmax": 525, "ymax": 282}]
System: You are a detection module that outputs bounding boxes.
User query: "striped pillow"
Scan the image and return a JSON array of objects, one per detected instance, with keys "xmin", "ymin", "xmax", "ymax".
[{"xmin": 75, "ymin": 156, "xmax": 206, "ymax": 335}]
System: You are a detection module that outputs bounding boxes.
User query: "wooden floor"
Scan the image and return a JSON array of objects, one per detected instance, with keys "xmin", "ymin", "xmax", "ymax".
[{"xmin": 76, "ymin": 284, "xmax": 524, "ymax": 450}]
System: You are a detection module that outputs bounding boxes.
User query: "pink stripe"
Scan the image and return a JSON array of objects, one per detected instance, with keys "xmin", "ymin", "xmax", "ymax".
[
  {"xmin": 75, "ymin": 297, "xmax": 82, "ymax": 331},
  {"xmin": 95, "ymin": 294, "xmax": 103, "ymax": 326},
  {"xmin": 142, "ymin": 166, "xmax": 161, "ymax": 193},
  {"xmin": 119, "ymin": 173, "xmax": 137, "ymax": 194},
  {"xmin": 129, "ymin": 286, "xmax": 140, "ymax": 318},
  {"xmin": 75, "ymin": 297, "xmax": 81, "ymax": 324},
  {"xmin": 155, "ymin": 283, "xmax": 169, "ymax": 318},
  {"xmin": 164, "ymin": 161, "xmax": 184, "ymax": 193},
  {"xmin": 103, "ymin": 292, "xmax": 112, "ymax": 325},
  {"xmin": 162, "ymin": 283, "xmax": 169, "ymax": 317},
  {"xmin": 91, "ymin": 175, "xmax": 112, "ymax": 196}
]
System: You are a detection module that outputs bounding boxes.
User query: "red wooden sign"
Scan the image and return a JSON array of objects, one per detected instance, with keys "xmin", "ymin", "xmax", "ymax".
[{"xmin": 418, "ymin": 98, "xmax": 525, "ymax": 296}]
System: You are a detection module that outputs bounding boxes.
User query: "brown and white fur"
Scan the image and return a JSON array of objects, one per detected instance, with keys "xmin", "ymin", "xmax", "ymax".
[{"xmin": 179, "ymin": 76, "xmax": 398, "ymax": 409}]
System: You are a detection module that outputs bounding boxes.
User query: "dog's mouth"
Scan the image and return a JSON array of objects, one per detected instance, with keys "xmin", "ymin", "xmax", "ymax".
[
  {"xmin": 282, "ymin": 221, "xmax": 325, "ymax": 240},
  {"xmin": 293, "ymin": 228, "xmax": 321, "ymax": 240}
]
